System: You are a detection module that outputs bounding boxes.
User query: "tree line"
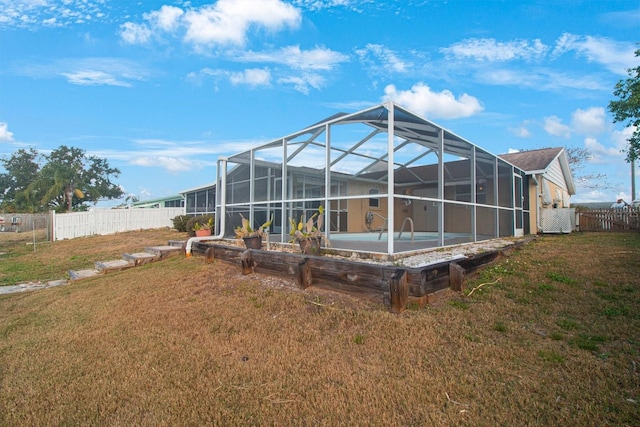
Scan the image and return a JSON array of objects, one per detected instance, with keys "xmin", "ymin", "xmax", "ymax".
[{"xmin": 0, "ymin": 145, "xmax": 123, "ymax": 213}]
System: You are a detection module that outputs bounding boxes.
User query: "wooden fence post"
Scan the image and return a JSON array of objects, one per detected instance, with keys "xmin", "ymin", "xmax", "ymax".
[
  {"xmin": 389, "ymin": 269, "xmax": 408, "ymax": 313},
  {"xmin": 297, "ymin": 258, "xmax": 312, "ymax": 289},
  {"xmin": 449, "ymin": 262, "xmax": 465, "ymax": 292},
  {"xmin": 205, "ymin": 247, "xmax": 215, "ymax": 264},
  {"xmin": 241, "ymin": 250, "xmax": 255, "ymax": 275}
]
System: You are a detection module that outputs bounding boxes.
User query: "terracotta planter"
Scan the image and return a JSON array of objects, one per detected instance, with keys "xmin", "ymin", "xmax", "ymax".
[
  {"xmin": 298, "ymin": 237, "xmax": 323, "ymax": 256},
  {"xmin": 195, "ymin": 229, "xmax": 211, "ymax": 237},
  {"xmin": 243, "ymin": 235, "xmax": 262, "ymax": 249}
]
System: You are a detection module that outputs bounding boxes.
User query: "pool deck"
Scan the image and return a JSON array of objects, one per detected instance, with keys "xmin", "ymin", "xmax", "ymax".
[{"xmin": 261, "ymin": 232, "xmax": 508, "ymax": 261}]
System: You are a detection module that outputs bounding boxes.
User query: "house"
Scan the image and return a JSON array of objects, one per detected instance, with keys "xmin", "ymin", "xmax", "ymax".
[
  {"xmin": 132, "ymin": 195, "xmax": 184, "ymax": 209},
  {"xmin": 499, "ymin": 148, "xmax": 576, "ymax": 234}
]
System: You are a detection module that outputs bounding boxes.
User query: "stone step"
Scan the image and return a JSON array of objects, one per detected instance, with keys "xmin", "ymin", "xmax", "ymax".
[
  {"xmin": 95, "ymin": 259, "xmax": 134, "ymax": 273},
  {"xmin": 168, "ymin": 240, "xmax": 186, "ymax": 248},
  {"xmin": 145, "ymin": 245, "xmax": 183, "ymax": 259},
  {"xmin": 68, "ymin": 269, "xmax": 100, "ymax": 281},
  {"xmin": 123, "ymin": 252, "xmax": 157, "ymax": 266},
  {"xmin": 0, "ymin": 279, "xmax": 68, "ymax": 295},
  {"xmin": 22, "ymin": 241, "xmax": 185, "ymax": 291}
]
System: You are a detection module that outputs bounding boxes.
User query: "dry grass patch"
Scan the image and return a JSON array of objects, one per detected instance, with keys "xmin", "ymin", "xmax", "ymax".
[
  {"xmin": 0, "ymin": 231, "xmax": 639, "ymax": 425},
  {"xmin": 0, "ymin": 228, "xmax": 183, "ymax": 285}
]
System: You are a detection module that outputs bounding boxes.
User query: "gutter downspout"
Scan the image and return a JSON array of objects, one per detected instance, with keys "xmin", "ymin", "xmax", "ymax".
[{"xmin": 185, "ymin": 158, "xmax": 228, "ymax": 256}]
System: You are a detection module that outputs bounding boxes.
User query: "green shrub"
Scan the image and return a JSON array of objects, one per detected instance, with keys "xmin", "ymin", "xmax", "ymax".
[{"xmin": 172, "ymin": 215, "xmax": 191, "ymax": 232}]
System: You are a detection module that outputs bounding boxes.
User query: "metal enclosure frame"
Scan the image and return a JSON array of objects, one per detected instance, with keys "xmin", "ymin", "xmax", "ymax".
[{"xmin": 216, "ymin": 102, "xmax": 527, "ymax": 256}]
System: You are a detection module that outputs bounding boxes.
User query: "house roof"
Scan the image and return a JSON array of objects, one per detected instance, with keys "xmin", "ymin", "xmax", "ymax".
[
  {"xmin": 498, "ymin": 147, "xmax": 562, "ymax": 172},
  {"xmin": 132, "ymin": 195, "xmax": 183, "ymax": 206},
  {"xmin": 179, "ymin": 182, "xmax": 216, "ymax": 194},
  {"xmin": 499, "ymin": 147, "xmax": 575, "ymax": 195}
]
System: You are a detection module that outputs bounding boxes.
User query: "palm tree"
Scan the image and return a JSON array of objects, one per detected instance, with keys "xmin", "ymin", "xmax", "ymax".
[
  {"xmin": 39, "ymin": 165, "xmax": 85, "ymax": 213},
  {"xmin": 125, "ymin": 193, "xmax": 139, "ymax": 207}
]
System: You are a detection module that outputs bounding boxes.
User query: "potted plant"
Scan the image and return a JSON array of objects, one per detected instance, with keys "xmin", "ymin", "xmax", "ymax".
[
  {"xmin": 193, "ymin": 217, "xmax": 214, "ymax": 237},
  {"xmin": 289, "ymin": 206, "xmax": 325, "ymax": 255},
  {"xmin": 234, "ymin": 214, "xmax": 272, "ymax": 249}
]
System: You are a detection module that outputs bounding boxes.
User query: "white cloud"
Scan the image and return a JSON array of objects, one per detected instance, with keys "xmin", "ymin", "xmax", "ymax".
[
  {"xmin": 188, "ymin": 67, "xmax": 272, "ymax": 89},
  {"xmin": 441, "ymin": 38, "xmax": 548, "ymax": 62},
  {"xmin": 542, "ymin": 106, "xmax": 624, "ymax": 160},
  {"xmin": 440, "ymin": 34, "xmax": 636, "ymax": 76},
  {"xmin": 16, "ymin": 57, "xmax": 145, "ymax": 87},
  {"xmin": 33, "ymin": 58, "xmax": 149, "ymax": 87},
  {"xmin": 192, "ymin": 63, "xmax": 330, "ymax": 93},
  {"xmin": 543, "ymin": 115, "xmax": 571, "ymax": 138},
  {"xmin": 477, "ymin": 67, "xmax": 607, "ymax": 91},
  {"xmin": 93, "ymin": 136, "xmax": 267, "ymax": 174},
  {"xmin": 238, "ymin": 45, "xmax": 348, "ymax": 70},
  {"xmin": 552, "ymin": 33, "xmax": 637, "ymax": 75},
  {"xmin": 119, "ymin": 22, "xmax": 152, "ymax": 45},
  {"xmin": 382, "ymin": 83, "xmax": 483, "ymax": 119},
  {"xmin": 121, "ymin": 1, "xmax": 301, "ymax": 50},
  {"xmin": 355, "ymin": 44, "xmax": 411, "ymax": 73},
  {"xmin": 0, "ymin": 0, "xmax": 110, "ymax": 29},
  {"xmin": 120, "ymin": 6, "xmax": 184, "ymax": 45},
  {"xmin": 187, "ymin": 0, "xmax": 300, "ymax": 46},
  {"xmin": 584, "ymin": 136, "xmax": 621, "ymax": 158},
  {"xmin": 42, "ymin": 17, "xmax": 57, "ymax": 26},
  {"xmin": 571, "ymin": 107, "xmax": 606, "ymax": 136},
  {"xmin": 145, "ymin": 5, "xmax": 184, "ymax": 33},
  {"xmin": 131, "ymin": 156, "xmax": 194, "ymax": 173},
  {"xmin": 511, "ymin": 121, "xmax": 532, "ymax": 138},
  {"xmin": 0, "ymin": 122, "xmax": 15, "ymax": 142},
  {"xmin": 278, "ymin": 73, "xmax": 325, "ymax": 94},
  {"xmin": 60, "ymin": 70, "xmax": 132, "ymax": 87},
  {"xmin": 572, "ymin": 189, "xmax": 609, "ymax": 203},
  {"xmin": 611, "ymin": 126, "xmax": 637, "ymax": 151},
  {"xmin": 292, "ymin": 0, "xmax": 352, "ymax": 11},
  {"xmin": 138, "ymin": 188, "xmax": 152, "ymax": 198},
  {"xmin": 229, "ymin": 68, "xmax": 271, "ymax": 87}
]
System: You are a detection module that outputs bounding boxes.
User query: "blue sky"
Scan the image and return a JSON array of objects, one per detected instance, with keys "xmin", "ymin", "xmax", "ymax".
[{"xmin": 1, "ymin": 0, "xmax": 638, "ymax": 206}]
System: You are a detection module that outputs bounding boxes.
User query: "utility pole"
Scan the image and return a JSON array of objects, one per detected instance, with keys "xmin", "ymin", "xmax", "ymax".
[{"xmin": 633, "ymin": 159, "xmax": 637, "ymax": 202}]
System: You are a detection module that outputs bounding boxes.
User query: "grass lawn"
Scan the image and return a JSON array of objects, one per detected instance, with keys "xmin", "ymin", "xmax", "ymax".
[{"xmin": 0, "ymin": 230, "xmax": 639, "ymax": 425}]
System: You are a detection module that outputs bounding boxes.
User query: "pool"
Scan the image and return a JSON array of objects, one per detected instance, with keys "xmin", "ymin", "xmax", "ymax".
[
  {"xmin": 328, "ymin": 231, "xmax": 467, "ymax": 242},
  {"xmin": 268, "ymin": 231, "xmax": 482, "ymax": 254},
  {"xmin": 322, "ymin": 231, "xmax": 478, "ymax": 254}
]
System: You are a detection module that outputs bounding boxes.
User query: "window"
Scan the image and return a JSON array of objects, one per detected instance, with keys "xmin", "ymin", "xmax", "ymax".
[{"xmin": 369, "ymin": 188, "xmax": 380, "ymax": 208}]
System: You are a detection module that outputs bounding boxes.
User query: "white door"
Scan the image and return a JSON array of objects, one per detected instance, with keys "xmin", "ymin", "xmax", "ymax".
[{"xmin": 514, "ymin": 174, "xmax": 524, "ymax": 236}]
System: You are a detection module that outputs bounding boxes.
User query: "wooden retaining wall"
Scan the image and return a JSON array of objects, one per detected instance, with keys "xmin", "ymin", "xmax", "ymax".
[{"xmin": 191, "ymin": 240, "xmax": 527, "ymax": 312}]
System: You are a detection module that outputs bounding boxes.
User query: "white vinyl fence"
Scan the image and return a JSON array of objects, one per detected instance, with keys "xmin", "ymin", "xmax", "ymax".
[{"xmin": 51, "ymin": 208, "xmax": 184, "ymax": 240}]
